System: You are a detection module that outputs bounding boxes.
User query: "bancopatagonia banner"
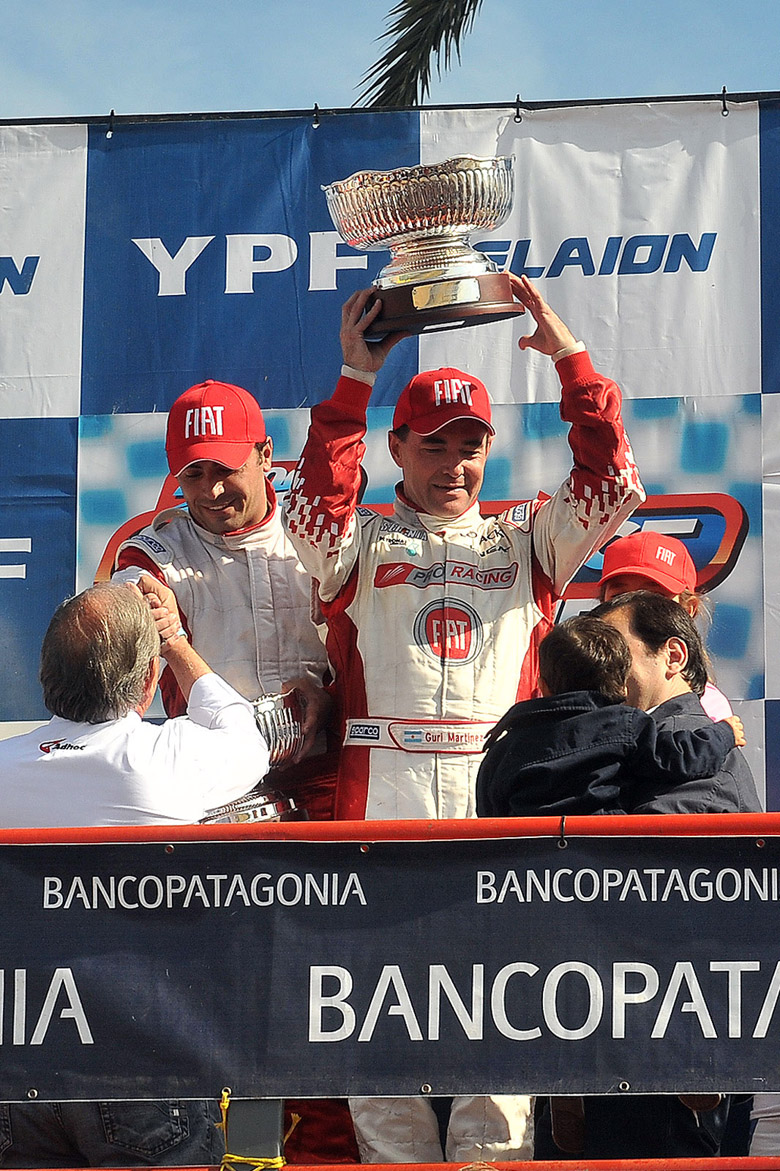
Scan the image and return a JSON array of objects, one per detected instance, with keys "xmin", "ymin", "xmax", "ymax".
[{"xmin": 1, "ymin": 823, "xmax": 780, "ymax": 1100}]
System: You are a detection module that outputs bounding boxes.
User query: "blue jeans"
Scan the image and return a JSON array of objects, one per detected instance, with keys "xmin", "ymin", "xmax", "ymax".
[{"xmin": 0, "ymin": 1100, "xmax": 224, "ymax": 1167}]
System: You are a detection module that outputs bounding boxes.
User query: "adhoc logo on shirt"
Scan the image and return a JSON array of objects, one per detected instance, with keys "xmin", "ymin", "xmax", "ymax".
[
  {"xmin": 39, "ymin": 740, "xmax": 84, "ymax": 754},
  {"xmin": 39, "ymin": 740, "xmax": 65, "ymax": 754},
  {"xmin": 413, "ymin": 599, "xmax": 483, "ymax": 664}
]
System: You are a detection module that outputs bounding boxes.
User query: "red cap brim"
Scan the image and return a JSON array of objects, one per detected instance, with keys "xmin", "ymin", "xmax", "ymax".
[
  {"xmin": 409, "ymin": 410, "xmax": 495, "ymax": 437},
  {"xmin": 168, "ymin": 439, "xmax": 256, "ymax": 477}
]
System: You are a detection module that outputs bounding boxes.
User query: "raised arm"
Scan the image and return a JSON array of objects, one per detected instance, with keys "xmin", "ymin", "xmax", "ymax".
[
  {"xmin": 512, "ymin": 277, "xmax": 645, "ymax": 593},
  {"xmin": 283, "ymin": 289, "xmax": 408, "ymax": 601},
  {"xmin": 127, "ymin": 575, "xmax": 271, "ymax": 798}
]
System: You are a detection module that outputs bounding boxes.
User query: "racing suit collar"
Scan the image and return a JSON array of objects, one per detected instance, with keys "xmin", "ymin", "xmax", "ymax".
[
  {"xmin": 189, "ymin": 478, "xmax": 279, "ymax": 549},
  {"xmin": 393, "ymin": 486, "xmax": 483, "ymax": 533}
]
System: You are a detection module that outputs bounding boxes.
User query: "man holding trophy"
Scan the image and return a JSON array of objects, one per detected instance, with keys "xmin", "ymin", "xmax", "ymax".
[{"xmin": 282, "ymin": 269, "xmax": 645, "ymax": 1160}]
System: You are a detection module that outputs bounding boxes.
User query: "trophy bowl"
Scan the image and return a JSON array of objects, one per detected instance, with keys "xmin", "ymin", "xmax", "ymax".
[{"xmin": 323, "ymin": 155, "xmax": 524, "ymax": 337}]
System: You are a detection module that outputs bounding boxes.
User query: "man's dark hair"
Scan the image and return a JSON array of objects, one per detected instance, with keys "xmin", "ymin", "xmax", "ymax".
[
  {"xmin": 539, "ymin": 615, "xmax": 631, "ymax": 703},
  {"xmin": 40, "ymin": 584, "xmax": 160, "ymax": 723},
  {"xmin": 591, "ymin": 590, "xmax": 709, "ymax": 696}
]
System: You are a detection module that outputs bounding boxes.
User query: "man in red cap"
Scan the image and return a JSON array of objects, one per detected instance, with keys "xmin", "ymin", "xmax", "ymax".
[
  {"xmin": 113, "ymin": 379, "xmax": 331, "ymax": 768},
  {"xmin": 598, "ymin": 529, "xmax": 732, "ymax": 719},
  {"xmin": 111, "ymin": 379, "xmax": 357, "ymax": 1164},
  {"xmin": 282, "ymin": 276, "xmax": 645, "ymax": 1163}
]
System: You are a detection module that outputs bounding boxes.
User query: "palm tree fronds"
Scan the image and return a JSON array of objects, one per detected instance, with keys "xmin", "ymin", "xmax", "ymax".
[{"xmin": 357, "ymin": 0, "xmax": 485, "ymax": 108}]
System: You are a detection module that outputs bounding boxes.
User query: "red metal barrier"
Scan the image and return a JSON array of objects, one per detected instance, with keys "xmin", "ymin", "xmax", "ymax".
[
  {"xmin": 24, "ymin": 1161, "xmax": 780, "ymax": 1170},
  {"xmin": 1, "ymin": 809, "xmax": 778, "ymax": 845},
  {"xmin": 291, "ymin": 1162, "xmax": 780, "ymax": 1170}
]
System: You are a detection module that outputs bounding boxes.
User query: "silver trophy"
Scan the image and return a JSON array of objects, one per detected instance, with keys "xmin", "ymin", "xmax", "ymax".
[
  {"xmin": 200, "ymin": 786, "xmax": 299, "ymax": 825},
  {"xmin": 200, "ymin": 689, "xmax": 305, "ymax": 825},
  {"xmin": 323, "ymin": 154, "xmax": 523, "ymax": 337},
  {"xmin": 252, "ymin": 689, "xmax": 306, "ymax": 769}
]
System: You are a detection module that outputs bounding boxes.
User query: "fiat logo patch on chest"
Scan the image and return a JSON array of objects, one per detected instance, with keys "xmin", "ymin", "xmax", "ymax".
[{"xmin": 413, "ymin": 598, "xmax": 484, "ymax": 663}]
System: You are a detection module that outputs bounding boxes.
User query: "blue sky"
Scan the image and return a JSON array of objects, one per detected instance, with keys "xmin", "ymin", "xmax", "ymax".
[{"xmin": 2, "ymin": 0, "xmax": 779, "ymax": 120}]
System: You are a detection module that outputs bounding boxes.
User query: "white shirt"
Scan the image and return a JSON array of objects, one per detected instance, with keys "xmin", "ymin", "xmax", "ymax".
[{"xmin": 0, "ymin": 674, "xmax": 269, "ymax": 827}]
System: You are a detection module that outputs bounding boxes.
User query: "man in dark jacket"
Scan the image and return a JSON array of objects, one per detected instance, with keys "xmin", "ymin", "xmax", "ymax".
[
  {"xmin": 476, "ymin": 612, "xmax": 745, "ymax": 820},
  {"xmin": 527, "ymin": 592, "xmax": 760, "ymax": 1161},
  {"xmin": 592, "ymin": 590, "xmax": 760, "ymax": 815}
]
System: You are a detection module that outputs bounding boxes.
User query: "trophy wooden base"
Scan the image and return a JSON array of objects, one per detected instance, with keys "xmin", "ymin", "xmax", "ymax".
[{"xmin": 364, "ymin": 271, "xmax": 524, "ymax": 340}]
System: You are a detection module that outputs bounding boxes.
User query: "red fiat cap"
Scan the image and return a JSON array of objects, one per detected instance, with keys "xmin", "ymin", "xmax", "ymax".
[
  {"xmin": 393, "ymin": 368, "xmax": 494, "ymax": 436},
  {"xmin": 600, "ymin": 531, "xmax": 697, "ymax": 595},
  {"xmin": 166, "ymin": 381, "xmax": 266, "ymax": 476}
]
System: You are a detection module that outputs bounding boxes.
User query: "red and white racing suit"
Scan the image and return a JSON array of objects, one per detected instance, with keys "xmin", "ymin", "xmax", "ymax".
[
  {"xmin": 282, "ymin": 352, "xmax": 644, "ymax": 1162},
  {"xmin": 112, "ymin": 481, "xmax": 327, "ymax": 714},
  {"xmin": 283, "ymin": 353, "xmax": 645, "ymax": 823}
]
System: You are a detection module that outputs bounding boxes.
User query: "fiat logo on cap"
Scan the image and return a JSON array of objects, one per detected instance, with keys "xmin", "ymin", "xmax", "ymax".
[{"xmin": 413, "ymin": 598, "xmax": 483, "ymax": 663}]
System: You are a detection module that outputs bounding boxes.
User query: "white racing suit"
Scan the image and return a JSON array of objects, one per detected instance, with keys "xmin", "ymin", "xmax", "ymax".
[
  {"xmin": 112, "ymin": 481, "xmax": 341, "ymax": 824},
  {"xmin": 112, "ymin": 481, "xmax": 328, "ymax": 716},
  {"xmin": 282, "ymin": 352, "xmax": 645, "ymax": 1161}
]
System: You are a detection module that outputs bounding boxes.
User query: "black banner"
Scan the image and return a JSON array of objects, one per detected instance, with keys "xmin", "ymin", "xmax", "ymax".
[{"xmin": 2, "ymin": 830, "xmax": 779, "ymax": 1100}]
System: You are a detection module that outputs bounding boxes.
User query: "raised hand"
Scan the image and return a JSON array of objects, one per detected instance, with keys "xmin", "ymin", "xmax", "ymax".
[
  {"xmin": 340, "ymin": 288, "xmax": 409, "ymax": 374},
  {"xmin": 134, "ymin": 574, "xmax": 185, "ymax": 653},
  {"xmin": 509, "ymin": 274, "xmax": 579, "ymax": 356}
]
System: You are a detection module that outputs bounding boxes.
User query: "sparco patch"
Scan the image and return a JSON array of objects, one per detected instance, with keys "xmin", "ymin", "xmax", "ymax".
[
  {"xmin": 348, "ymin": 723, "xmax": 381, "ymax": 741},
  {"xmin": 413, "ymin": 598, "xmax": 484, "ymax": 664},
  {"xmin": 137, "ymin": 534, "xmax": 167, "ymax": 555},
  {"xmin": 509, "ymin": 503, "xmax": 531, "ymax": 526}
]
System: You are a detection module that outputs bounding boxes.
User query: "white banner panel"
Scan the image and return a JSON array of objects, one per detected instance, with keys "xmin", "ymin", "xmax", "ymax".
[
  {"xmin": 0, "ymin": 124, "xmax": 87, "ymax": 418},
  {"xmin": 419, "ymin": 103, "xmax": 760, "ymax": 404}
]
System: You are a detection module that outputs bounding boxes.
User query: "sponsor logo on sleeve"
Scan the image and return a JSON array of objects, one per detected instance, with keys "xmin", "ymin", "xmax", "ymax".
[
  {"xmin": 508, "ymin": 503, "xmax": 531, "ymax": 527},
  {"xmin": 137, "ymin": 535, "xmax": 167, "ymax": 556}
]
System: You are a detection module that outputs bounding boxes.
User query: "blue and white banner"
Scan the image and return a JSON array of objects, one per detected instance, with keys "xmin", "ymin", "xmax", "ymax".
[{"xmin": 0, "ymin": 98, "xmax": 775, "ymax": 799}]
